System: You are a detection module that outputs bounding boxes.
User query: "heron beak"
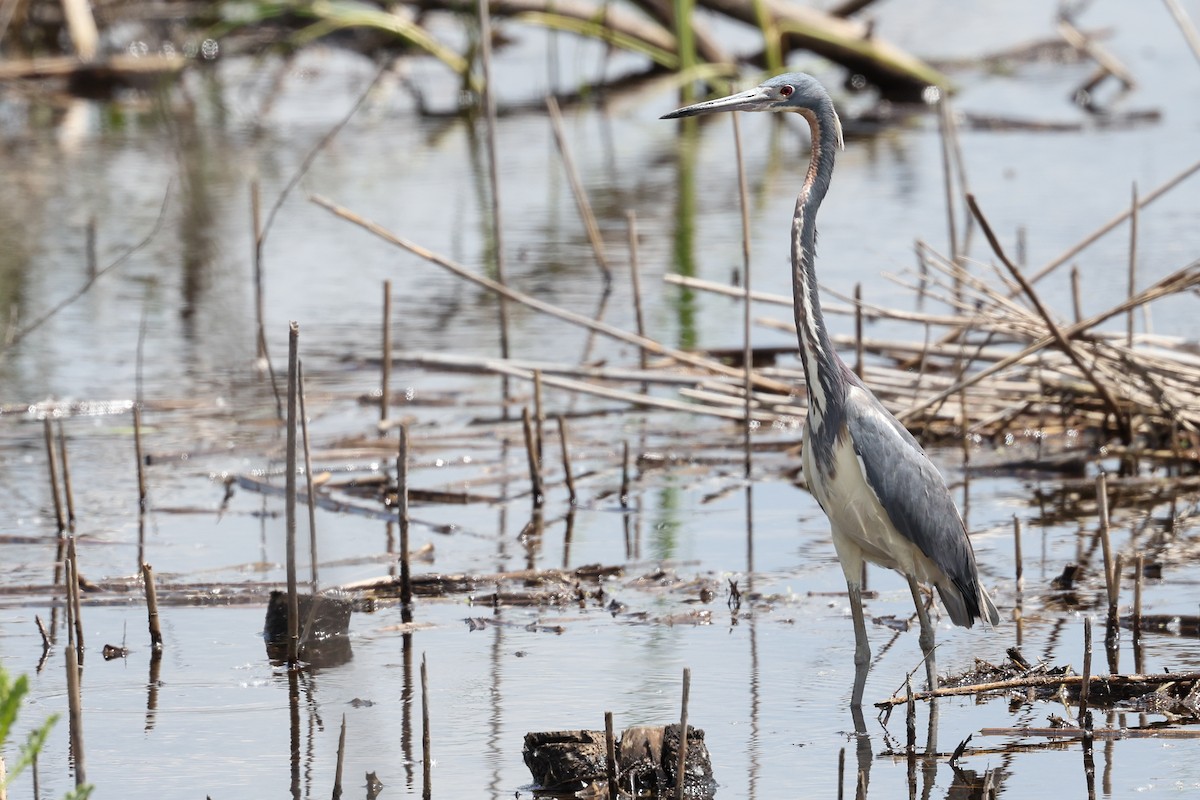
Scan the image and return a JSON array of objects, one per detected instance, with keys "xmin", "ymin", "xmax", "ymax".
[{"xmin": 660, "ymin": 86, "xmax": 775, "ymax": 119}]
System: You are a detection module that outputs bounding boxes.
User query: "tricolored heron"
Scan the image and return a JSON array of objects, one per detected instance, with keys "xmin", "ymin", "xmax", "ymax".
[{"xmin": 662, "ymin": 73, "xmax": 999, "ymax": 706}]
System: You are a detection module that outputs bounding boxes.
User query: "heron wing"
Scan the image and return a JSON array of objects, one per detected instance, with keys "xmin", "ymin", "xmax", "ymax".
[{"xmin": 842, "ymin": 384, "xmax": 984, "ymax": 621}]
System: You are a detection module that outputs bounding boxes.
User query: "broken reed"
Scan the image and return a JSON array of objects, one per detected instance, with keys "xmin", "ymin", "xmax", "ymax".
[
  {"xmin": 522, "ymin": 406, "xmax": 544, "ymax": 509},
  {"xmin": 286, "ymin": 321, "xmax": 300, "ymax": 666},
  {"xmin": 43, "ymin": 417, "xmax": 65, "ymax": 533},
  {"xmin": 604, "ymin": 711, "xmax": 618, "ymax": 800},
  {"xmin": 57, "ymin": 421, "xmax": 76, "ymax": 530},
  {"xmin": 675, "ymin": 667, "xmax": 691, "ymax": 800},
  {"xmin": 397, "ymin": 424, "xmax": 413, "ymax": 612},
  {"xmin": 141, "ymin": 562, "xmax": 163, "ymax": 651},
  {"xmin": 333, "ymin": 713, "xmax": 347, "ymax": 799},
  {"xmin": 557, "ymin": 416, "xmax": 577, "ymax": 504}
]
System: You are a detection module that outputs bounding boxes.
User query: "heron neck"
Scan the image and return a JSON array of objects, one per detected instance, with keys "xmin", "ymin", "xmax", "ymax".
[{"xmin": 790, "ymin": 109, "xmax": 846, "ymax": 425}]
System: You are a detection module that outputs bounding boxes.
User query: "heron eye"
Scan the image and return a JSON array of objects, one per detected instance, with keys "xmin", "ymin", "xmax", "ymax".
[{"xmin": 779, "ymin": 85, "xmax": 795, "ymax": 97}]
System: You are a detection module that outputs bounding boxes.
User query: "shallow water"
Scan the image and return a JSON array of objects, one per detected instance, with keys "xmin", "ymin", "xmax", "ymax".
[{"xmin": 1, "ymin": 1, "xmax": 1200, "ymax": 797}]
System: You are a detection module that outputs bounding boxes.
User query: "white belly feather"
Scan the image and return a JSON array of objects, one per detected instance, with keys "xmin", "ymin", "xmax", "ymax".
[{"xmin": 802, "ymin": 415, "xmax": 944, "ymax": 588}]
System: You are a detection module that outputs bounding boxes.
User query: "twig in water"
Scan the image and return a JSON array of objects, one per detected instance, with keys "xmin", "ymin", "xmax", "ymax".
[
  {"xmin": 57, "ymin": 422, "xmax": 76, "ymax": 531},
  {"xmin": 1079, "ymin": 617, "xmax": 1093, "ymax": 735},
  {"xmin": 43, "ymin": 418, "xmax": 65, "ymax": 534},
  {"xmin": 133, "ymin": 405, "xmax": 147, "ymax": 514},
  {"xmin": 398, "ymin": 425, "xmax": 413, "ymax": 616},
  {"xmin": 620, "ymin": 441, "xmax": 631, "ymax": 509},
  {"xmin": 675, "ymin": 667, "xmax": 691, "ymax": 800},
  {"xmin": 557, "ymin": 416, "xmax": 577, "ymax": 505},
  {"xmin": 286, "ymin": 322, "xmax": 300, "ymax": 667},
  {"xmin": 333, "ymin": 713, "xmax": 347, "ymax": 799},
  {"xmin": 1013, "ymin": 515, "xmax": 1024, "ymax": 601},
  {"xmin": 533, "ymin": 370, "xmax": 545, "ymax": 465},
  {"xmin": 604, "ymin": 711, "xmax": 618, "ymax": 800},
  {"xmin": 67, "ymin": 538, "xmax": 83, "ymax": 665},
  {"xmin": 65, "ymin": 639, "xmax": 86, "ymax": 788},
  {"xmin": 1133, "ymin": 553, "xmax": 1145, "ymax": 674},
  {"xmin": 837, "ymin": 747, "xmax": 845, "ymax": 800},
  {"xmin": 522, "ymin": 407, "xmax": 545, "ymax": 509},
  {"xmin": 141, "ymin": 562, "xmax": 163, "ymax": 651},
  {"xmin": 905, "ymin": 676, "xmax": 916, "ymax": 754}
]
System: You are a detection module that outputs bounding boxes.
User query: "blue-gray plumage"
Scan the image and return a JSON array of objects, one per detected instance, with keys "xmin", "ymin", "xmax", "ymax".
[{"xmin": 663, "ymin": 73, "xmax": 999, "ymax": 706}]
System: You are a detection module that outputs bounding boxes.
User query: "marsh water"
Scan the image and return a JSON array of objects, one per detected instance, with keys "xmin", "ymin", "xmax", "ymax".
[{"xmin": 2, "ymin": 1, "xmax": 1200, "ymax": 797}]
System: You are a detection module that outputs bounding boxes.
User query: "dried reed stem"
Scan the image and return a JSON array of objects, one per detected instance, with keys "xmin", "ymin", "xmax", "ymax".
[
  {"xmin": 522, "ymin": 407, "xmax": 544, "ymax": 509},
  {"xmin": 557, "ymin": 416, "xmax": 577, "ymax": 505},
  {"xmin": 533, "ymin": 369, "xmax": 545, "ymax": 464},
  {"xmin": 398, "ymin": 424, "xmax": 413, "ymax": 611},
  {"xmin": 67, "ymin": 538, "xmax": 83, "ymax": 664},
  {"xmin": 620, "ymin": 441, "xmax": 630, "ymax": 509},
  {"xmin": 141, "ymin": 562, "xmax": 163, "ymax": 651},
  {"xmin": 286, "ymin": 321, "xmax": 300, "ymax": 666},
  {"xmin": 1013, "ymin": 515, "xmax": 1024, "ymax": 600},
  {"xmin": 604, "ymin": 711, "xmax": 618, "ymax": 800},
  {"xmin": 1079, "ymin": 617, "xmax": 1093, "ymax": 738},
  {"xmin": 905, "ymin": 676, "xmax": 916, "ymax": 753},
  {"xmin": 1133, "ymin": 553, "xmax": 1145, "ymax": 674},
  {"xmin": 42, "ymin": 418, "xmax": 65, "ymax": 534},
  {"xmin": 1096, "ymin": 473, "xmax": 1115, "ymax": 608},
  {"xmin": 381, "ymin": 280, "xmax": 392, "ymax": 427},
  {"xmin": 675, "ymin": 667, "xmax": 691, "ymax": 800},
  {"xmin": 333, "ymin": 713, "xmax": 347, "ymax": 799},
  {"xmin": 132, "ymin": 405, "xmax": 147, "ymax": 513},
  {"xmin": 837, "ymin": 747, "xmax": 845, "ymax": 800},
  {"xmin": 57, "ymin": 422, "xmax": 76, "ymax": 531},
  {"xmin": 65, "ymin": 641, "xmax": 86, "ymax": 787}
]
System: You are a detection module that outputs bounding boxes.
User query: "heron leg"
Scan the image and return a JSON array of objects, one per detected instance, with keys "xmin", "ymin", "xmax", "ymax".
[
  {"xmin": 907, "ymin": 576, "xmax": 938, "ymax": 693},
  {"xmin": 848, "ymin": 581, "xmax": 870, "ymax": 707}
]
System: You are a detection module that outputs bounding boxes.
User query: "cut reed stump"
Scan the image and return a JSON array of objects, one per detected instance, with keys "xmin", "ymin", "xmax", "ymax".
[
  {"xmin": 523, "ymin": 724, "xmax": 714, "ymax": 797},
  {"xmin": 264, "ymin": 590, "xmax": 354, "ymax": 668}
]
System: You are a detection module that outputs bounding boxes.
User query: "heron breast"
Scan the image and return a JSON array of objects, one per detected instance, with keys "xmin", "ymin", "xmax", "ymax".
[{"xmin": 803, "ymin": 427, "xmax": 933, "ymax": 579}]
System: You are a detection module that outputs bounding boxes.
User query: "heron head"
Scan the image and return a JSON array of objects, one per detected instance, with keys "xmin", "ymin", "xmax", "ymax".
[{"xmin": 661, "ymin": 72, "xmax": 844, "ymax": 148}]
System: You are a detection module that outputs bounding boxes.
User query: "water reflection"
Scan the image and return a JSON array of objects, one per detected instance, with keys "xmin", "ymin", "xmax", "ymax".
[{"xmin": 670, "ymin": 119, "xmax": 699, "ymax": 351}]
